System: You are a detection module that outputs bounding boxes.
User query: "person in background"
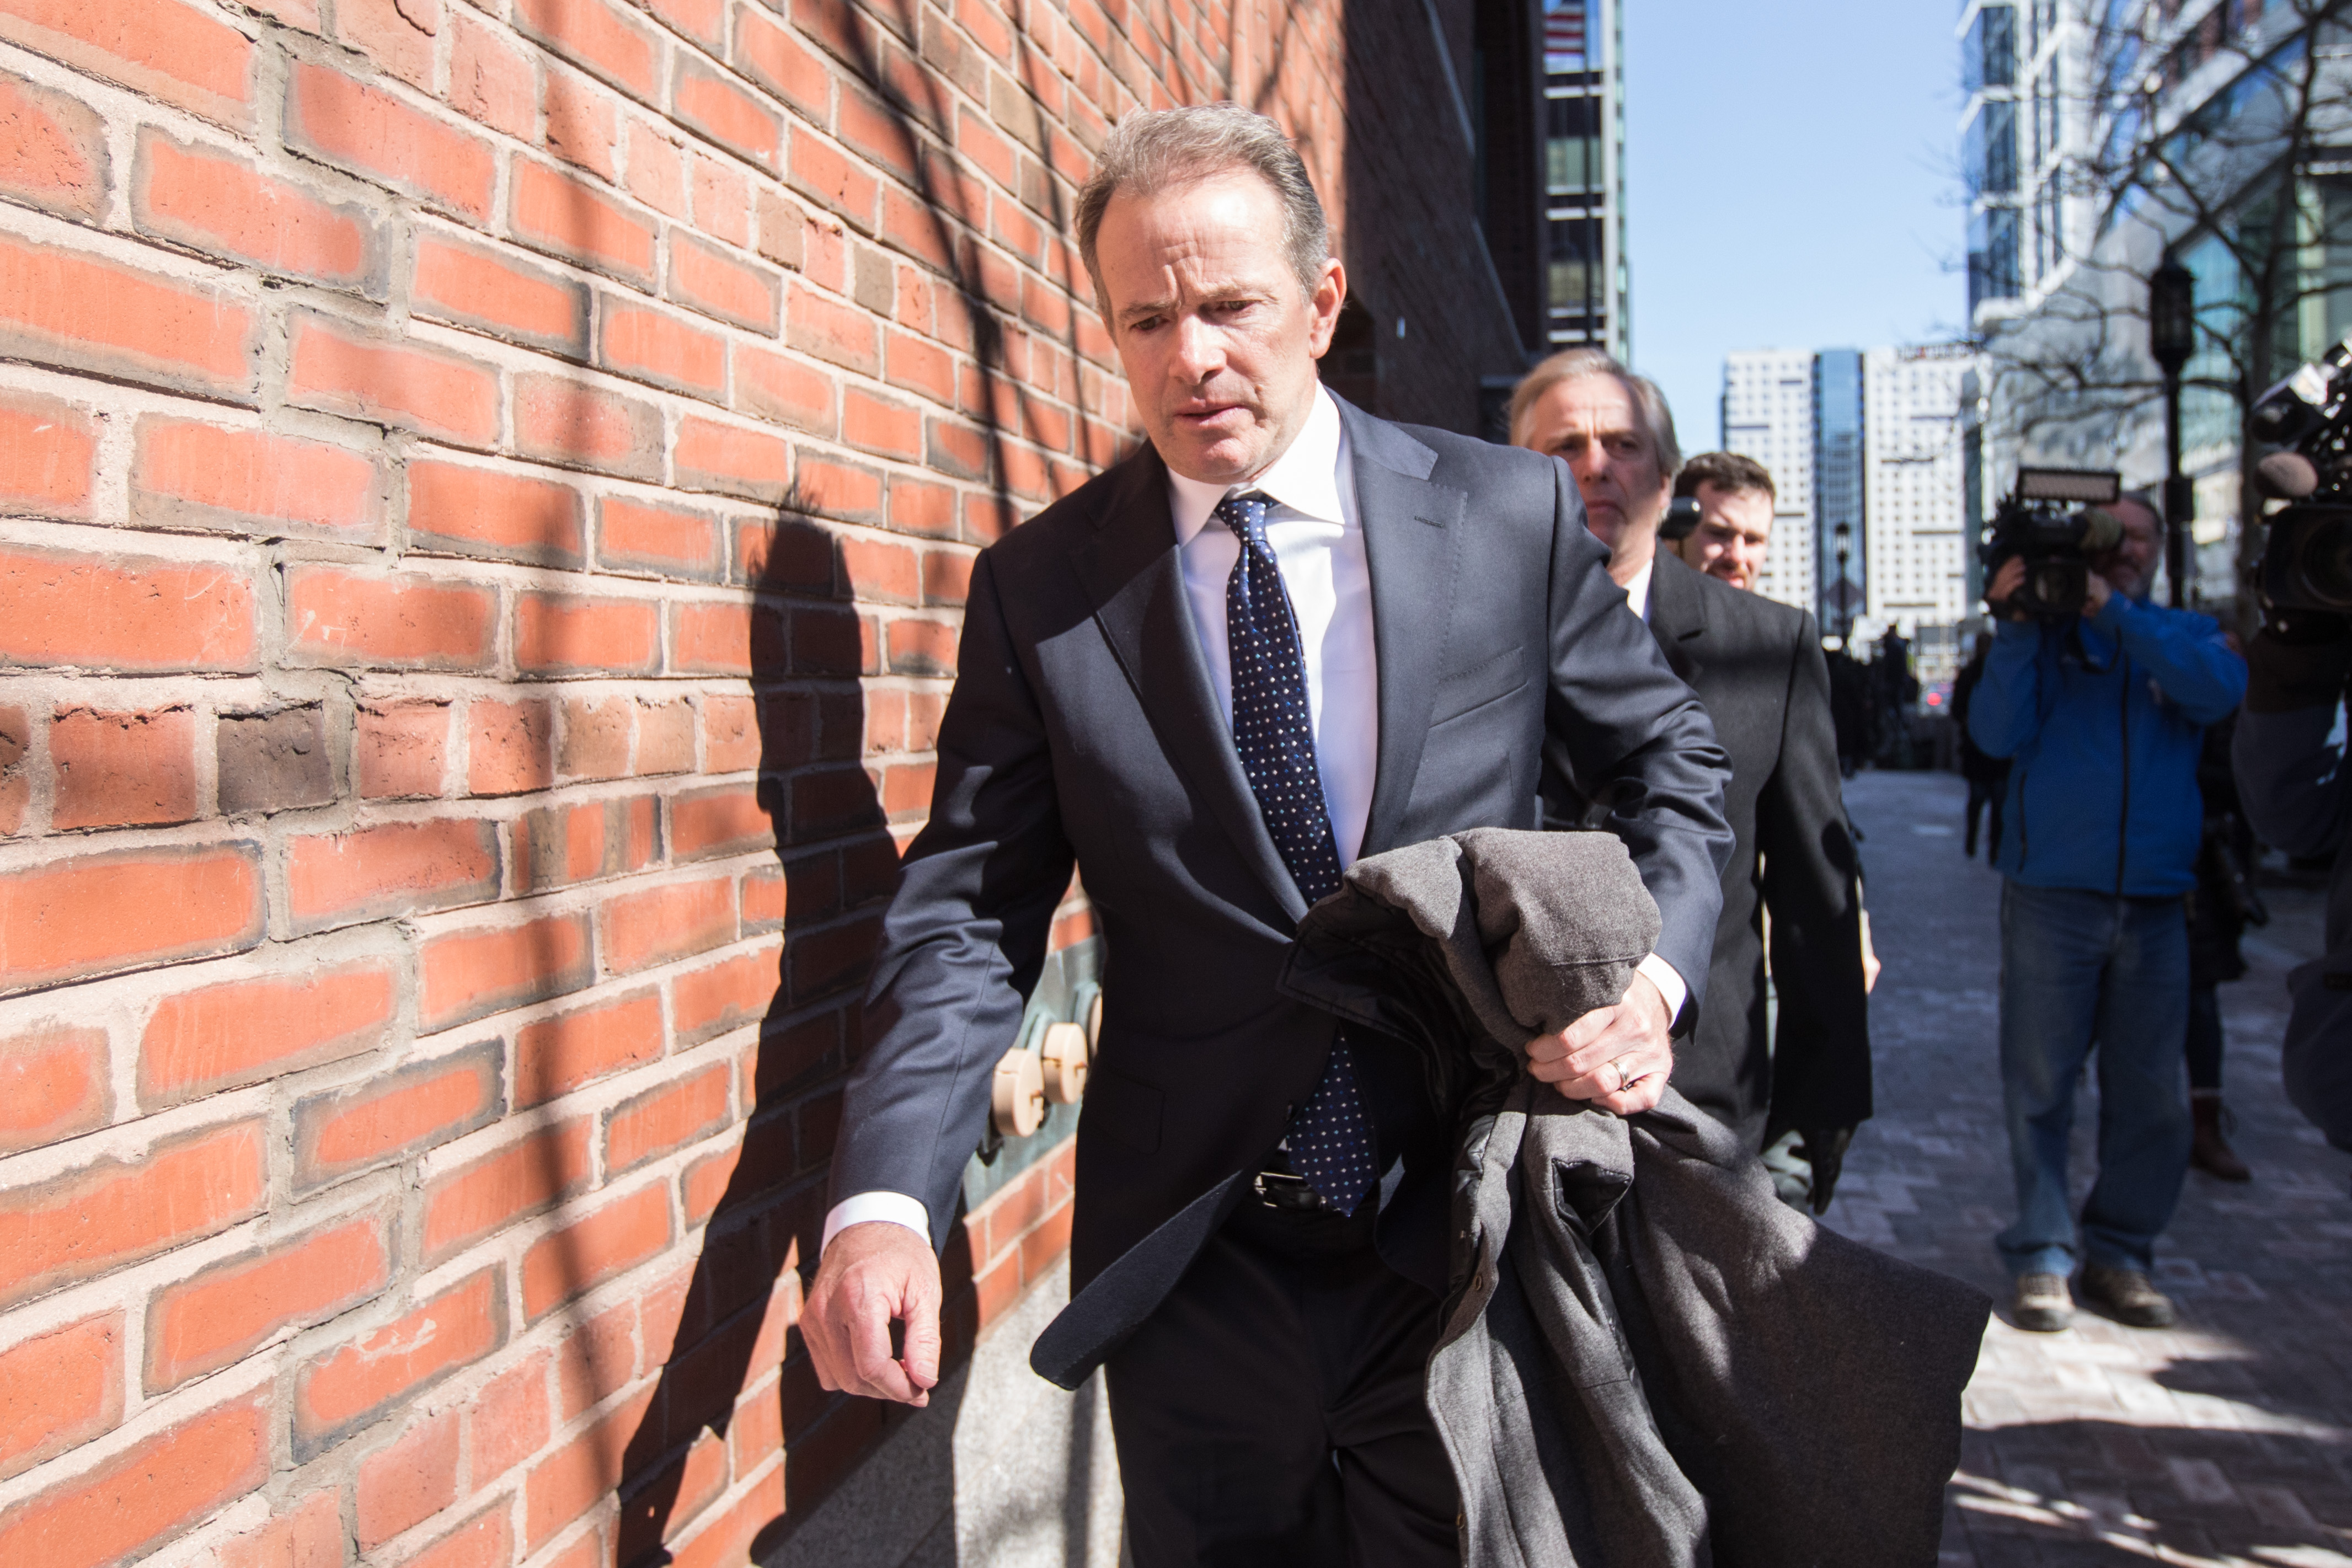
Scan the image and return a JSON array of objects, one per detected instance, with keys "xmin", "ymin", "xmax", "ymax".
[
  {"xmin": 1969, "ymin": 493, "xmax": 2247, "ymax": 1332},
  {"xmin": 1952, "ymin": 632, "xmax": 2011, "ymax": 860},
  {"xmin": 1667, "ymin": 451, "xmax": 1777, "ymax": 592},
  {"xmin": 1515, "ymin": 357, "xmax": 1872, "ymax": 1211},
  {"xmin": 1827, "ymin": 643, "xmax": 1873, "ymax": 777},
  {"xmin": 2188, "ymin": 710, "xmax": 2261, "ymax": 1182},
  {"xmin": 2233, "ymin": 612, "xmax": 2352, "ymax": 1157}
]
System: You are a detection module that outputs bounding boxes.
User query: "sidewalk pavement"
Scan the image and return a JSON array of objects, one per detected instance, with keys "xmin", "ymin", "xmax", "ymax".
[{"xmin": 1832, "ymin": 769, "xmax": 2352, "ymax": 1567}]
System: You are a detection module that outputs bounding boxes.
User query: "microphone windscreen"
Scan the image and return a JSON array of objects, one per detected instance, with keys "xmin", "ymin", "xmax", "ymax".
[
  {"xmin": 2257, "ymin": 450, "xmax": 2320, "ymax": 499},
  {"xmin": 2080, "ymin": 507, "xmax": 2123, "ymax": 553}
]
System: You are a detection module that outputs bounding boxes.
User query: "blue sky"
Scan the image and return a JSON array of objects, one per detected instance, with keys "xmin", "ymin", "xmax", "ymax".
[{"xmin": 1622, "ymin": 0, "xmax": 1971, "ymax": 449}]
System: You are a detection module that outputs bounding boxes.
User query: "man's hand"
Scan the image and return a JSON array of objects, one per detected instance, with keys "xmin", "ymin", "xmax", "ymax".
[
  {"xmin": 1986, "ymin": 555, "xmax": 2027, "ymax": 620},
  {"xmin": 2081, "ymin": 567, "xmax": 2112, "ymax": 618},
  {"xmin": 802, "ymin": 1222, "xmax": 943, "ymax": 1407},
  {"xmin": 1525, "ymin": 971, "xmax": 1673, "ymax": 1114}
]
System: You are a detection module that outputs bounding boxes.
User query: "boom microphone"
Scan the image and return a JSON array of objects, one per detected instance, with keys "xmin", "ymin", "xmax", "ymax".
[{"xmin": 2257, "ymin": 449, "xmax": 2321, "ymax": 500}]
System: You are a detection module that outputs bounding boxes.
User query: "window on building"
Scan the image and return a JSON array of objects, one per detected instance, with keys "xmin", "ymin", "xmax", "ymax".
[
  {"xmin": 1546, "ymin": 94, "xmax": 1597, "ymax": 191},
  {"xmin": 1971, "ymin": 206, "xmax": 2021, "ymax": 308},
  {"xmin": 1967, "ymin": 4, "xmax": 2017, "ymax": 92},
  {"xmin": 1548, "ymin": 216, "xmax": 1601, "ymax": 314},
  {"xmin": 1968, "ymin": 100, "xmax": 2018, "ymax": 196}
]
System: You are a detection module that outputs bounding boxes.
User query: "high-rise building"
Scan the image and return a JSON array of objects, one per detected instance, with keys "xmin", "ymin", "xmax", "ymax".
[
  {"xmin": 1721, "ymin": 344, "xmax": 1981, "ymax": 676},
  {"xmin": 1720, "ymin": 349, "xmax": 1818, "ymax": 613},
  {"xmin": 1815, "ymin": 349, "xmax": 1868, "ymax": 638},
  {"xmin": 1541, "ymin": 0, "xmax": 1628, "ymax": 358},
  {"xmin": 1865, "ymin": 344, "xmax": 1980, "ymax": 686}
]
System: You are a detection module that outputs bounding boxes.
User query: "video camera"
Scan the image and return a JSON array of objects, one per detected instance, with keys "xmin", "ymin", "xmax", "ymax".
[
  {"xmin": 2248, "ymin": 331, "xmax": 2352, "ymax": 617},
  {"xmin": 1979, "ymin": 467, "xmax": 2125, "ymax": 620}
]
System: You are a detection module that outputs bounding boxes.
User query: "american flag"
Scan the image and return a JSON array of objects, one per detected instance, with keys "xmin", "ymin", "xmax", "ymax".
[{"xmin": 1544, "ymin": 0, "xmax": 1585, "ymax": 68}]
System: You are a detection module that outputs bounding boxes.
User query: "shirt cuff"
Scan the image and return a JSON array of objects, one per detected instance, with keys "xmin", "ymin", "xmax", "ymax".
[
  {"xmin": 1636, "ymin": 952, "xmax": 1688, "ymax": 1025},
  {"xmin": 821, "ymin": 1191, "xmax": 932, "ymax": 1255}
]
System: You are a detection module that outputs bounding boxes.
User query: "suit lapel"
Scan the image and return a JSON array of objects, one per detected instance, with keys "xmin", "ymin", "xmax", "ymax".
[
  {"xmin": 1645, "ymin": 550, "xmax": 1709, "ymax": 686},
  {"xmin": 1345, "ymin": 400, "xmax": 1468, "ymax": 858},
  {"xmin": 1068, "ymin": 445, "xmax": 1309, "ymax": 922}
]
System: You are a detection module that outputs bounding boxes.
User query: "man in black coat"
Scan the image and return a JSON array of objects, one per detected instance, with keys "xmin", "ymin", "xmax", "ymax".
[
  {"xmin": 1513, "ymin": 373, "xmax": 1871, "ymax": 1207},
  {"xmin": 800, "ymin": 108, "xmax": 1732, "ymax": 1565}
]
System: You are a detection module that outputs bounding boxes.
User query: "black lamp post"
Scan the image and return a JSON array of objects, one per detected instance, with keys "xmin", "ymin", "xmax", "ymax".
[
  {"xmin": 2151, "ymin": 258, "xmax": 2197, "ymax": 608},
  {"xmin": 1833, "ymin": 521, "xmax": 1854, "ymax": 640}
]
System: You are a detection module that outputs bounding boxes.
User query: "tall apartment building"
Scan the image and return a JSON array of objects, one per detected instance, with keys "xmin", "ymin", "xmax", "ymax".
[
  {"xmin": 1541, "ymin": 0, "xmax": 1629, "ymax": 358},
  {"xmin": 1720, "ymin": 350, "xmax": 1819, "ymax": 613},
  {"xmin": 1722, "ymin": 345, "xmax": 1979, "ymax": 676},
  {"xmin": 1717, "ymin": 347, "xmax": 1863, "ymax": 633},
  {"xmin": 1865, "ymin": 344, "xmax": 1980, "ymax": 684}
]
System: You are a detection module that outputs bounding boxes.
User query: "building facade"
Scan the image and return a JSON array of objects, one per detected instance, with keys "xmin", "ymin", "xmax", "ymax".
[
  {"xmin": 1961, "ymin": 0, "xmax": 2086, "ymax": 319},
  {"xmin": 1963, "ymin": 0, "xmax": 2352, "ymax": 617},
  {"xmin": 1722, "ymin": 343, "xmax": 1979, "ymax": 683},
  {"xmin": 1540, "ymin": 0, "xmax": 1628, "ymax": 360},
  {"xmin": 1720, "ymin": 347, "xmax": 1818, "ymax": 613},
  {"xmin": 1863, "ymin": 344, "xmax": 1977, "ymax": 633},
  {"xmin": 1863, "ymin": 343, "xmax": 1978, "ymax": 687},
  {"xmin": 0, "ymin": 1, "xmax": 1547, "ymax": 1566},
  {"xmin": 1815, "ymin": 347, "xmax": 1868, "ymax": 639}
]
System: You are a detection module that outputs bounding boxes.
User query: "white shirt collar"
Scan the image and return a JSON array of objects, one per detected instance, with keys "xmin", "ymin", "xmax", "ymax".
[
  {"xmin": 1621, "ymin": 555, "xmax": 1654, "ymax": 623},
  {"xmin": 1167, "ymin": 386, "xmax": 1348, "ymax": 543}
]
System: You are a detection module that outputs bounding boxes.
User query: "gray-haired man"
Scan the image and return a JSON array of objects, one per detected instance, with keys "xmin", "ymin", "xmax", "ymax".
[{"xmin": 800, "ymin": 104, "xmax": 1731, "ymax": 1564}]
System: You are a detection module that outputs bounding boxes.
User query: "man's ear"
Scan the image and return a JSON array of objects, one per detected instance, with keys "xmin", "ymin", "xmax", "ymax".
[{"xmin": 1306, "ymin": 259, "xmax": 1346, "ymax": 358}]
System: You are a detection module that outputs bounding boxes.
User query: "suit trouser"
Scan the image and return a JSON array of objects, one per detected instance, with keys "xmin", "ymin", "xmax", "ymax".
[{"xmin": 1103, "ymin": 1195, "xmax": 1461, "ymax": 1568}]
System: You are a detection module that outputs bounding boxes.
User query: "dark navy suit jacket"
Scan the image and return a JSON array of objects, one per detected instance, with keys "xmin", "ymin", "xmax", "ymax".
[
  {"xmin": 1546, "ymin": 552, "xmax": 1871, "ymax": 1152},
  {"xmin": 831, "ymin": 397, "xmax": 1734, "ymax": 1305}
]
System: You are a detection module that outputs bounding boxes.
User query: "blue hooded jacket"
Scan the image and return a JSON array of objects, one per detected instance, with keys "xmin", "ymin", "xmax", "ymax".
[{"xmin": 1965, "ymin": 592, "xmax": 2246, "ymax": 896}]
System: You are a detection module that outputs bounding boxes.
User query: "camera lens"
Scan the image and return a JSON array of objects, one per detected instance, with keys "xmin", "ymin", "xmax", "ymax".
[{"xmin": 2294, "ymin": 513, "xmax": 2352, "ymax": 609}]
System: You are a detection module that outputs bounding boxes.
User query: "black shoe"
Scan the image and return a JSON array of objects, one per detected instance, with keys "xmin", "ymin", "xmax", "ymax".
[{"xmin": 2080, "ymin": 1263, "xmax": 2177, "ymax": 1329}]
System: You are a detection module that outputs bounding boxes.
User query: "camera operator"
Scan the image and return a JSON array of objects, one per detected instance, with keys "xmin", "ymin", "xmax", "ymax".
[
  {"xmin": 1970, "ymin": 493, "xmax": 2247, "ymax": 1331},
  {"xmin": 2232, "ymin": 614, "xmax": 2352, "ymax": 1155}
]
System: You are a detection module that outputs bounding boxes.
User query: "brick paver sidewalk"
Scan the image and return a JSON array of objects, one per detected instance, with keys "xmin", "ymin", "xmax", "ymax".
[{"xmin": 1831, "ymin": 769, "xmax": 2352, "ymax": 1566}]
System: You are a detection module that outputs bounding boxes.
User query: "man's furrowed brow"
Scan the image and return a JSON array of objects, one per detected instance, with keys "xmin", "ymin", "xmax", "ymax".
[{"xmin": 1118, "ymin": 292, "xmax": 1177, "ymax": 325}]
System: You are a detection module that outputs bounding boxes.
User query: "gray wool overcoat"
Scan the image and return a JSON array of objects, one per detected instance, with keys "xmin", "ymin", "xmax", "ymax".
[{"xmin": 1280, "ymin": 827, "xmax": 1990, "ymax": 1568}]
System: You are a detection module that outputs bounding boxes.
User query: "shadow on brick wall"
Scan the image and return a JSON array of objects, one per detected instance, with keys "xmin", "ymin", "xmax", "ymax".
[
  {"xmin": 589, "ymin": 466, "xmax": 1014, "ymax": 1564},
  {"xmin": 586, "ymin": 1, "xmax": 1165, "ymax": 1553}
]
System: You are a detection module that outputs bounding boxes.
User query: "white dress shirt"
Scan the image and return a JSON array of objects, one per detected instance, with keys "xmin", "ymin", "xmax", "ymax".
[
  {"xmin": 1621, "ymin": 555, "xmax": 1655, "ymax": 623},
  {"xmin": 822, "ymin": 388, "xmax": 1683, "ymax": 1254},
  {"xmin": 1165, "ymin": 387, "xmax": 1378, "ymax": 867}
]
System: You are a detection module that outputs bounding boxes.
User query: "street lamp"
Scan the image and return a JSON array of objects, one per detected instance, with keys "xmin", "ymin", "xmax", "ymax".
[
  {"xmin": 2151, "ymin": 258, "xmax": 2197, "ymax": 608},
  {"xmin": 1833, "ymin": 521, "xmax": 1854, "ymax": 640}
]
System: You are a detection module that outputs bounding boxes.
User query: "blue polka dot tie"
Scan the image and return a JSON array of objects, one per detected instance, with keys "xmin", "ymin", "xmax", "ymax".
[{"xmin": 1216, "ymin": 492, "xmax": 1378, "ymax": 1215}]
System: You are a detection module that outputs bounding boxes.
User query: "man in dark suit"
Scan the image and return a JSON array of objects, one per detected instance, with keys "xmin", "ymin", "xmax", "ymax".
[
  {"xmin": 1512, "ymin": 367, "xmax": 1870, "ymax": 1209},
  {"xmin": 801, "ymin": 107, "xmax": 1732, "ymax": 1564}
]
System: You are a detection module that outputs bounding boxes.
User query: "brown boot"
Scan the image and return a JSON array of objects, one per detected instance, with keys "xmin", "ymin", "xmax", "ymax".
[{"xmin": 2190, "ymin": 1092, "xmax": 2251, "ymax": 1182}]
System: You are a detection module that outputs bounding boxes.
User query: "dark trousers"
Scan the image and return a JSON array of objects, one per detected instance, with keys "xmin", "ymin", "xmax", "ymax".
[
  {"xmin": 2187, "ymin": 981, "xmax": 2225, "ymax": 1092},
  {"xmin": 1104, "ymin": 1195, "xmax": 1461, "ymax": 1568},
  {"xmin": 1965, "ymin": 777, "xmax": 2005, "ymax": 860}
]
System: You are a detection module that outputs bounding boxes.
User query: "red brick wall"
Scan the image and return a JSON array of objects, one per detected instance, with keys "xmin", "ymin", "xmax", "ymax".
[{"xmin": 0, "ymin": 0, "xmax": 1522, "ymax": 1559}]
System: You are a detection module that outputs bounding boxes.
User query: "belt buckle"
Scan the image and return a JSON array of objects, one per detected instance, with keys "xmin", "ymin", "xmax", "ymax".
[{"xmin": 1253, "ymin": 1169, "xmax": 1329, "ymax": 1212}]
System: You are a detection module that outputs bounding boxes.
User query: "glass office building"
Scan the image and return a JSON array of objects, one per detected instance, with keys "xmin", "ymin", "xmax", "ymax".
[
  {"xmin": 1961, "ymin": 0, "xmax": 2081, "ymax": 321},
  {"xmin": 1814, "ymin": 349, "xmax": 1867, "ymax": 635}
]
